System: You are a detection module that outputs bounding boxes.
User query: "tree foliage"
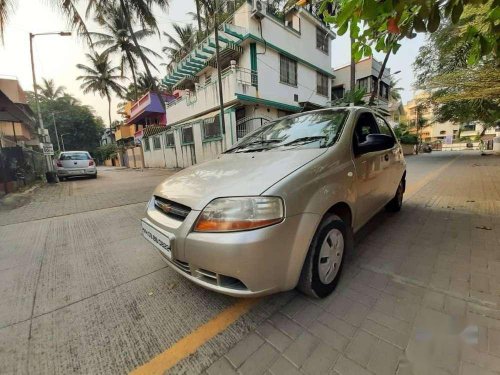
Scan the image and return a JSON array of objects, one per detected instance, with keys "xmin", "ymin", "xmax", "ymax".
[
  {"xmin": 26, "ymin": 87, "xmax": 104, "ymax": 154},
  {"xmin": 318, "ymin": 0, "xmax": 499, "ymax": 63},
  {"xmin": 413, "ymin": 2, "xmax": 499, "ymax": 126}
]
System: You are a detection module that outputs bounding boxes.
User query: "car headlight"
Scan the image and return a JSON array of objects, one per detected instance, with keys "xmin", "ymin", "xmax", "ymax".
[{"xmin": 194, "ymin": 196, "xmax": 284, "ymax": 232}]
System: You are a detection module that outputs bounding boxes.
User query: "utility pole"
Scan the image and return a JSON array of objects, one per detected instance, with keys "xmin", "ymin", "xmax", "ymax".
[
  {"xmin": 51, "ymin": 113, "xmax": 61, "ymax": 152},
  {"xmin": 29, "ymin": 31, "xmax": 71, "ymax": 174}
]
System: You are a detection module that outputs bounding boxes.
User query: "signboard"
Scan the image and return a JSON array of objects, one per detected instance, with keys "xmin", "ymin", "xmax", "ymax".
[{"xmin": 41, "ymin": 143, "xmax": 55, "ymax": 156}]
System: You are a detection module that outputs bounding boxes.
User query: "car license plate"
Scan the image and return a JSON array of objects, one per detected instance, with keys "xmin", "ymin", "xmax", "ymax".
[{"xmin": 141, "ymin": 220, "xmax": 172, "ymax": 259}]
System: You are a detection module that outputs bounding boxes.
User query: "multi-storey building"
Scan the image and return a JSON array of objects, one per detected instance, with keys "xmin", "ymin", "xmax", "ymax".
[
  {"xmin": 143, "ymin": 0, "xmax": 335, "ymax": 168},
  {"xmin": 331, "ymin": 57, "xmax": 393, "ymax": 115}
]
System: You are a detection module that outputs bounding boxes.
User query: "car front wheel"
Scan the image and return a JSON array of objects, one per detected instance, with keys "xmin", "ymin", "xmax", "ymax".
[{"xmin": 297, "ymin": 214, "xmax": 350, "ymax": 298}]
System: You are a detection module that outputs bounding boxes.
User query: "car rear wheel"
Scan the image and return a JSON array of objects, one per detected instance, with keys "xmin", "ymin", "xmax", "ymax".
[
  {"xmin": 297, "ymin": 214, "xmax": 350, "ymax": 298},
  {"xmin": 386, "ymin": 177, "xmax": 405, "ymax": 212}
]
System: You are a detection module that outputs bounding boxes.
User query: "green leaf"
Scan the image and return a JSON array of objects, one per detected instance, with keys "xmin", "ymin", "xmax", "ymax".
[
  {"xmin": 361, "ymin": 0, "xmax": 378, "ymax": 19},
  {"xmin": 427, "ymin": 3, "xmax": 441, "ymax": 33},
  {"xmin": 392, "ymin": 43, "xmax": 401, "ymax": 54},
  {"xmin": 323, "ymin": 14, "xmax": 336, "ymax": 23},
  {"xmin": 337, "ymin": 21, "xmax": 349, "ymax": 35},
  {"xmin": 467, "ymin": 38, "xmax": 481, "ymax": 64},
  {"xmin": 350, "ymin": 19, "xmax": 360, "ymax": 38},
  {"xmin": 479, "ymin": 34, "xmax": 493, "ymax": 55},
  {"xmin": 375, "ymin": 36, "xmax": 386, "ymax": 51},
  {"xmin": 413, "ymin": 16, "xmax": 426, "ymax": 32},
  {"xmin": 335, "ymin": 1, "xmax": 359, "ymax": 29},
  {"xmin": 363, "ymin": 45, "xmax": 372, "ymax": 56},
  {"xmin": 451, "ymin": 2, "xmax": 464, "ymax": 24}
]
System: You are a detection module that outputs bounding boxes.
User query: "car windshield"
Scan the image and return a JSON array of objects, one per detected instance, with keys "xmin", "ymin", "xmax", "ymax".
[
  {"xmin": 226, "ymin": 110, "xmax": 349, "ymax": 153},
  {"xmin": 60, "ymin": 152, "xmax": 90, "ymax": 160}
]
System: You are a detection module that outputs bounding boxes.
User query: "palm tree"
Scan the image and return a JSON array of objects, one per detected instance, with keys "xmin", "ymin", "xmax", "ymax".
[
  {"xmin": 77, "ymin": 52, "xmax": 125, "ymax": 127},
  {"xmin": 57, "ymin": 93, "xmax": 81, "ymax": 106},
  {"xmin": 37, "ymin": 78, "xmax": 66, "ymax": 101},
  {"xmin": 123, "ymin": 72, "xmax": 159, "ymax": 100},
  {"xmin": 162, "ymin": 24, "xmax": 196, "ymax": 66},
  {"xmin": 0, "ymin": 0, "xmax": 13, "ymax": 43},
  {"xmin": 389, "ymin": 78, "xmax": 404, "ymax": 102},
  {"xmin": 90, "ymin": 5, "xmax": 160, "ymax": 100}
]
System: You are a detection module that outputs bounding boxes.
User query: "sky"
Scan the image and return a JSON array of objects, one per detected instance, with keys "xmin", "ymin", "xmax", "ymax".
[{"xmin": 0, "ymin": 0, "xmax": 425, "ymax": 124}]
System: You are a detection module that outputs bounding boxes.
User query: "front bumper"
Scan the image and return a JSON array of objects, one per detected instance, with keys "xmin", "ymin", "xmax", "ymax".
[{"xmin": 142, "ymin": 199, "xmax": 320, "ymax": 297}]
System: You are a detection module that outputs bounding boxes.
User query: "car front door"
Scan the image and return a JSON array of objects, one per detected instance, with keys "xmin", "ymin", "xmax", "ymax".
[
  {"xmin": 351, "ymin": 111, "xmax": 392, "ymax": 230},
  {"xmin": 375, "ymin": 115, "xmax": 404, "ymax": 203}
]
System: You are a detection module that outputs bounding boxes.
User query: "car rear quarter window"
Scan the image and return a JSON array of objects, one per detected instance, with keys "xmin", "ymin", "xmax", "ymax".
[{"xmin": 376, "ymin": 117, "xmax": 395, "ymax": 139}]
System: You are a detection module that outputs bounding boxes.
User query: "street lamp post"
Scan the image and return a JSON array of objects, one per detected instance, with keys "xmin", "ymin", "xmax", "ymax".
[
  {"xmin": 29, "ymin": 31, "xmax": 71, "ymax": 173},
  {"xmin": 51, "ymin": 113, "xmax": 61, "ymax": 152},
  {"xmin": 60, "ymin": 133, "xmax": 70, "ymax": 152}
]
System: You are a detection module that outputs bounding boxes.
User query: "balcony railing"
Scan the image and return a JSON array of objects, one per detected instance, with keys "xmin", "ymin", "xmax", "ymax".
[{"xmin": 166, "ymin": 66, "xmax": 258, "ymax": 125}]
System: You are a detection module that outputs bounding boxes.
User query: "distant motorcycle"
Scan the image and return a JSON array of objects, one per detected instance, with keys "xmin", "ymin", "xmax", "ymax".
[{"xmin": 419, "ymin": 143, "xmax": 433, "ymax": 153}]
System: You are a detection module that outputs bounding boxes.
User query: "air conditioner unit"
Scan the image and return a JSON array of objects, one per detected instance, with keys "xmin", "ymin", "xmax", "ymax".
[{"xmin": 251, "ymin": 0, "xmax": 266, "ymax": 20}]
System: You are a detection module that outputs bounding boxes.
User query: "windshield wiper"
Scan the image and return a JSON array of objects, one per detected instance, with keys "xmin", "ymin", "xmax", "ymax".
[
  {"xmin": 225, "ymin": 139, "xmax": 282, "ymax": 153},
  {"xmin": 283, "ymin": 136, "xmax": 327, "ymax": 147}
]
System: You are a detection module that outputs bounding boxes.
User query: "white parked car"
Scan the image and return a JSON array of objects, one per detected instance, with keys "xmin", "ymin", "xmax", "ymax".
[{"xmin": 56, "ymin": 151, "xmax": 97, "ymax": 180}]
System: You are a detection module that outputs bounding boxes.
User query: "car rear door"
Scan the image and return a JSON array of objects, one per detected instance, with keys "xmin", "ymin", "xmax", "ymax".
[
  {"xmin": 60, "ymin": 152, "xmax": 90, "ymax": 170},
  {"xmin": 351, "ymin": 111, "xmax": 392, "ymax": 229}
]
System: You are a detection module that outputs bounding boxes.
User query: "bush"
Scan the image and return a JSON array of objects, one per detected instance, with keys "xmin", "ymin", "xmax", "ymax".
[
  {"xmin": 399, "ymin": 134, "xmax": 419, "ymax": 144},
  {"xmin": 94, "ymin": 143, "xmax": 117, "ymax": 164}
]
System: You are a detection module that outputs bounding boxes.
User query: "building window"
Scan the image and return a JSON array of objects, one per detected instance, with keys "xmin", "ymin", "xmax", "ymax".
[
  {"xmin": 144, "ymin": 138, "xmax": 150, "ymax": 151},
  {"xmin": 153, "ymin": 136, "xmax": 161, "ymax": 150},
  {"xmin": 182, "ymin": 126, "xmax": 194, "ymax": 144},
  {"xmin": 279, "ymin": 54, "xmax": 297, "ymax": 86},
  {"xmin": 316, "ymin": 27, "xmax": 329, "ymax": 54},
  {"xmin": 165, "ymin": 132, "xmax": 175, "ymax": 147},
  {"xmin": 440, "ymin": 130, "xmax": 446, "ymax": 135},
  {"xmin": 331, "ymin": 85, "xmax": 344, "ymax": 100},
  {"xmin": 205, "ymin": 74, "xmax": 211, "ymax": 85},
  {"xmin": 316, "ymin": 72, "xmax": 329, "ymax": 97},
  {"xmin": 357, "ymin": 77, "xmax": 370, "ymax": 92},
  {"xmin": 379, "ymin": 82, "xmax": 389, "ymax": 100},
  {"xmin": 203, "ymin": 117, "xmax": 221, "ymax": 140}
]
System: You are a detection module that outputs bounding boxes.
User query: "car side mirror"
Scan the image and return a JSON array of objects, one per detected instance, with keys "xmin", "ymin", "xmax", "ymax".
[{"xmin": 356, "ymin": 134, "xmax": 395, "ymax": 155}]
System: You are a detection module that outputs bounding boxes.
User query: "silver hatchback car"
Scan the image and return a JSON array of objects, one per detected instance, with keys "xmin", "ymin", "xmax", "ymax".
[
  {"xmin": 56, "ymin": 151, "xmax": 97, "ymax": 180},
  {"xmin": 141, "ymin": 107, "xmax": 406, "ymax": 298}
]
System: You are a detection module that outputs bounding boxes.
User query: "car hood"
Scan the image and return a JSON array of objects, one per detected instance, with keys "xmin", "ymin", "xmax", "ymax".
[{"xmin": 153, "ymin": 148, "xmax": 326, "ymax": 210}]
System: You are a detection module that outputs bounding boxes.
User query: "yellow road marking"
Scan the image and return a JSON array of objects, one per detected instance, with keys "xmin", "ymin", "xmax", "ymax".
[
  {"xmin": 130, "ymin": 298, "xmax": 260, "ymax": 375},
  {"xmin": 404, "ymin": 154, "xmax": 460, "ymax": 199}
]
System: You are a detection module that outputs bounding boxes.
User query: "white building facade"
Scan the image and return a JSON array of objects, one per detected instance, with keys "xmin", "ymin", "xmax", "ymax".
[{"xmin": 143, "ymin": 0, "xmax": 335, "ymax": 168}]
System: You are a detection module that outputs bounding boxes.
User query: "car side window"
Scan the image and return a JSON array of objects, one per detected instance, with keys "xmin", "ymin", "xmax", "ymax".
[
  {"xmin": 375, "ymin": 116, "xmax": 395, "ymax": 139},
  {"xmin": 353, "ymin": 112, "xmax": 379, "ymax": 146}
]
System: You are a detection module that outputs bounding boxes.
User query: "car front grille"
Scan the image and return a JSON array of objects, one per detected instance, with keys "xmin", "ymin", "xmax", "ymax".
[
  {"xmin": 154, "ymin": 196, "xmax": 191, "ymax": 221},
  {"xmin": 169, "ymin": 258, "xmax": 248, "ymax": 291}
]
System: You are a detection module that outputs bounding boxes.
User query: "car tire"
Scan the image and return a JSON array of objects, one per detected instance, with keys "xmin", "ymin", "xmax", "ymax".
[
  {"xmin": 386, "ymin": 177, "xmax": 405, "ymax": 212},
  {"xmin": 91, "ymin": 174, "xmax": 97, "ymax": 179},
  {"xmin": 297, "ymin": 214, "xmax": 350, "ymax": 298},
  {"xmin": 59, "ymin": 177, "xmax": 65, "ymax": 182}
]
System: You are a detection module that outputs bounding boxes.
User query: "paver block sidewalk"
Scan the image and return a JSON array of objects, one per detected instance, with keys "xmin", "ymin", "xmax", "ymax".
[{"xmin": 204, "ymin": 153, "xmax": 500, "ymax": 375}]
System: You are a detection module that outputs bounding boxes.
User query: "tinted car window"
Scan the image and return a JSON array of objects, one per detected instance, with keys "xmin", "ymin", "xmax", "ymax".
[
  {"xmin": 226, "ymin": 110, "xmax": 349, "ymax": 153},
  {"xmin": 60, "ymin": 152, "xmax": 90, "ymax": 160}
]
